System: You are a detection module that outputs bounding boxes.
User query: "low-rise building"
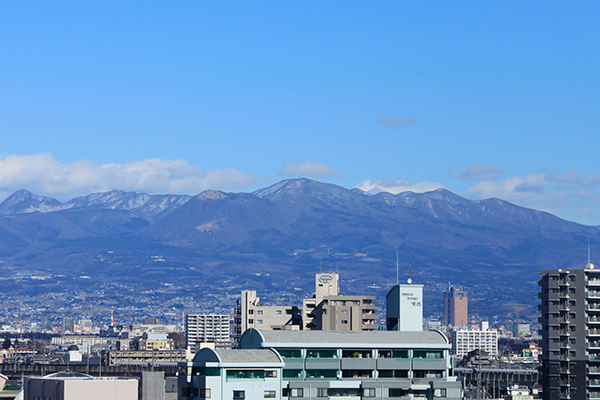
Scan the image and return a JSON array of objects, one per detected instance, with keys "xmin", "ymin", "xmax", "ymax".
[{"xmin": 24, "ymin": 372, "xmax": 138, "ymax": 400}]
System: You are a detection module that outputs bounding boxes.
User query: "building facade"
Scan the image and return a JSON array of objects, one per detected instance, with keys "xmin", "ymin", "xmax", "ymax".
[
  {"xmin": 24, "ymin": 372, "xmax": 138, "ymax": 400},
  {"xmin": 186, "ymin": 314, "xmax": 232, "ymax": 351},
  {"xmin": 452, "ymin": 325, "xmax": 498, "ymax": 358},
  {"xmin": 386, "ymin": 284, "xmax": 423, "ymax": 331},
  {"xmin": 444, "ymin": 286, "xmax": 468, "ymax": 329},
  {"xmin": 539, "ymin": 264, "xmax": 598, "ymax": 400},
  {"xmin": 238, "ymin": 329, "xmax": 462, "ymax": 400},
  {"xmin": 178, "ymin": 348, "xmax": 285, "ymax": 400},
  {"xmin": 303, "ymin": 273, "xmax": 378, "ymax": 331}
]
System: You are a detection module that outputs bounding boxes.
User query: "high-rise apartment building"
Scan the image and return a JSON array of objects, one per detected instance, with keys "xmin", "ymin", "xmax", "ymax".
[
  {"xmin": 539, "ymin": 263, "xmax": 600, "ymax": 400},
  {"xmin": 186, "ymin": 314, "xmax": 232, "ymax": 352},
  {"xmin": 452, "ymin": 322, "xmax": 498, "ymax": 358},
  {"xmin": 303, "ymin": 273, "xmax": 378, "ymax": 331},
  {"xmin": 444, "ymin": 285, "xmax": 468, "ymax": 329}
]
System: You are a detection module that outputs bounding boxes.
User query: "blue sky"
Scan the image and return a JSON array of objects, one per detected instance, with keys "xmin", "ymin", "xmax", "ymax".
[{"xmin": 1, "ymin": 2, "xmax": 599, "ymax": 224}]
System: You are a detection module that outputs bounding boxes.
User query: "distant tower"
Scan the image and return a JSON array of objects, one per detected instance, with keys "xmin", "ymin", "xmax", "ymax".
[
  {"xmin": 110, "ymin": 306, "xmax": 114, "ymax": 327},
  {"xmin": 444, "ymin": 285, "xmax": 468, "ymax": 329}
]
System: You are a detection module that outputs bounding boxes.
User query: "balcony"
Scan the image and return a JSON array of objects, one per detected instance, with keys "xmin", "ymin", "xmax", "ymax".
[
  {"xmin": 590, "ymin": 317, "xmax": 600, "ymax": 324},
  {"xmin": 588, "ymin": 278, "xmax": 600, "ymax": 286},
  {"xmin": 589, "ymin": 330, "xmax": 600, "ymax": 337},
  {"xmin": 588, "ymin": 305, "xmax": 600, "ymax": 312},
  {"xmin": 588, "ymin": 379, "xmax": 600, "ymax": 387},
  {"xmin": 589, "ymin": 367, "xmax": 600, "ymax": 374}
]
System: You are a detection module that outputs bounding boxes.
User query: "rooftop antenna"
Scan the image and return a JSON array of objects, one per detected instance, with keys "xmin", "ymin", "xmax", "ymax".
[
  {"xmin": 407, "ymin": 260, "xmax": 414, "ymax": 284},
  {"xmin": 396, "ymin": 249, "xmax": 399, "ymax": 286},
  {"xmin": 588, "ymin": 237, "xmax": 594, "ymax": 269}
]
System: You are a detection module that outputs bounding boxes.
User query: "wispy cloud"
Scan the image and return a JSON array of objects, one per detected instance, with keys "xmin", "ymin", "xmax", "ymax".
[
  {"xmin": 279, "ymin": 161, "xmax": 342, "ymax": 179},
  {"xmin": 375, "ymin": 115, "xmax": 416, "ymax": 129},
  {"xmin": 354, "ymin": 177, "xmax": 444, "ymax": 194},
  {"xmin": 449, "ymin": 163, "xmax": 505, "ymax": 181},
  {"xmin": 0, "ymin": 153, "xmax": 257, "ymax": 200},
  {"xmin": 464, "ymin": 170, "xmax": 600, "ymax": 224}
]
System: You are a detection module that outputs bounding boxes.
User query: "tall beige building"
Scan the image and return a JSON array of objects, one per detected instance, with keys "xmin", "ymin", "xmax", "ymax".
[
  {"xmin": 234, "ymin": 272, "xmax": 378, "ymax": 340},
  {"xmin": 303, "ymin": 272, "xmax": 378, "ymax": 330}
]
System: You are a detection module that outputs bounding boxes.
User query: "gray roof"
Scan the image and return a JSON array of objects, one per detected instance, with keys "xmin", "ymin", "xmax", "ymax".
[
  {"xmin": 249, "ymin": 329, "xmax": 448, "ymax": 347},
  {"xmin": 216, "ymin": 349, "xmax": 282, "ymax": 363}
]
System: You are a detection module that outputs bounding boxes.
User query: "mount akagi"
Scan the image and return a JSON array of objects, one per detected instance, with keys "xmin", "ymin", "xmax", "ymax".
[{"xmin": 1, "ymin": 178, "xmax": 598, "ymax": 321}]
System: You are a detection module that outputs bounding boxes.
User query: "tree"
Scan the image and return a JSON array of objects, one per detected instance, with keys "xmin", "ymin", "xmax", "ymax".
[{"xmin": 1, "ymin": 337, "xmax": 11, "ymax": 349}]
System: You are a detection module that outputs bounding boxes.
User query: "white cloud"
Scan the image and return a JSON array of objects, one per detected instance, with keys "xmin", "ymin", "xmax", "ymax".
[
  {"xmin": 449, "ymin": 163, "xmax": 505, "ymax": 181},
  {"xmin": 0, "ymin": 153, "xmax": 257, "ymax": 199},
  {"xmin": 375, "ymin": 115, "xmax": 416, "ymax": 129},
  {"xmin": 279, "ymin": 162, "xmax": 342, "ymax": 178},
  {"xmin": 354, "ymin": 178, "xmax": 445, "ymax": 194}
]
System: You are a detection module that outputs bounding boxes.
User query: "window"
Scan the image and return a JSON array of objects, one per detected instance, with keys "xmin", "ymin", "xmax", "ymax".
[
  {"xmin": 226, "ymin": 370, "xmax": 265, "ymax": 379},
  {"xmin": 257, "ymin": 320, "xmax": 263, "ymax": 324},
  {"xmin": 291, "ymin": 388, "xmax": 304, "ymax": 397},
  {"xmin": 248, "ymin": 319, "xmax": 254, "ymax": 324},
  {"xmin": 200, "ymin": 389, "xmax": 211, "ymax": 398},
  {"xmin": 306, "ymin": 369, "xmax": 338, "ymax": 379},
  {"xmin": 393, "ymin": 350, "xmax": 409, "ymax": 359},
  {"xmin": 414, "ymin": 350, "xmax": 443, "ymax": 359},
  {"xmin": 389, "ymin": 389, "xmax": 408, "ymax": 397},
  {"xmin": 306, "ymin": 349, "xmax": 337, "ymax": 358},
  {"xmin": 341, "ymin": 320, "xmax": 348, "ymax": 324},
  {"xmin": 233, "ymin": 391, "xmax": 245, "ymax": 400},
  {"xmin": 276, "ymin": 310, "xmax": 282, "ymax": 315},
  {"xmin": 264, "ymin": 391, "xmax": 276, "ymax": 398},
  {"xmin": 341, "ymin": 310, "xmax": 348, "ymax": 314},
  {"xmin": 257, "ymin": 310, "xmax": 263, "ymax": 315},
  {"xmin": 363, "ymin": 388, "xmax": 376, "ymax": 397},
  {"xmin": 265, "ymin": 370, "xmax": 277, "ymax": 378},
  {"xmin": 277, "ymin": 349, "xmax": 302, "ymax": 358},
  {"xmin": 249, "ymin": 310, "xmax": 254, "ymax": 314},
  {"xmin": 283, "ymin": 369, "xmax": 303, "ymax": 379},
  {"xmin": 434, "ymin": 388, "xmax": 447, "ymax": 397},
  {"xmin": 317, "ymin": 388, "xmax": 328, "ymax": 397}
]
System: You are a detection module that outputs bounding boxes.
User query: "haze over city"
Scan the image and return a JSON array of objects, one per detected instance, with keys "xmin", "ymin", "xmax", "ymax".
[{"xmin": 1, "ymin": 2, "xmax": 599, "ymax": 225}]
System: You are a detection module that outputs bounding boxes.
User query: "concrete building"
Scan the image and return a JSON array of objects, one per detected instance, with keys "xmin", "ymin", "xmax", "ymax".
[
  {"xmin": 140, "ymin": 332, "xmax": 173, "ymax": 351},
  {"xmin": 178, "ymin": 347, "xmax": 285, "ymax": 400},
  {"xmin": 452, "ymin": 324, "xmax": 498, "ymax": 359},
  {"xmin": 443, "ymin": 286, "xmax": 468, "ymax": 329},
  {"xmin": 186, "ymin": 314, "xmax": 232, "ymax": 351},
  {"xmin": 303, "ymin": 273, "xmax": 378, "ymax": 331},
  {"xmin": 539, "ymin": 264, "xmax": 600, "ymax": 400},
  {"xmin": 234, "ymin": 273, "xmax": 379, "ymax": 339},
  {"xmin": 24, "ymin": 372, "xmax": 138, "ymax": 400},
  {"xmin": 238, "ymin": 291, "xmax": 303, "ymax": 334},
  {"xmin": 236, "ymin": 329, "xmax": 463, "ymax": 399},
  {"xmin": 386, "ymin": 284, "xmax": 423, "ymax": 331}
]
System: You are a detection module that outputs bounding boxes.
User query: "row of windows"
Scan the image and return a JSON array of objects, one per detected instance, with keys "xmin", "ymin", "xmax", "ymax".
[
  {"xmin": 183, "ymin": 387, "xmax": 448, "ymax": 399},
  {"xmin": 282, "ymin": 369, "xmax": 444, "ymax": 379},
  {"xmin": 192, "ymin": 368, "xmax": 277, "ymax": 378},
  {"xmin": 276, "ymin": 349, "xmax": 443, "ymax": 359}
]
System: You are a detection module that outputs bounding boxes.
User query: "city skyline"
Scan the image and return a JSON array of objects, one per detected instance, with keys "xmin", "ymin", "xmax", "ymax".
[{"xmin": 1, "ymin": 3, "xmax": 599, "ymax": 225}]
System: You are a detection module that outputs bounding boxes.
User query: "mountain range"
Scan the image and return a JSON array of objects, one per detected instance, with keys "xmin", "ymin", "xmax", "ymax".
[{"xmin": 1, "ymin": 178, "xmax": 598, "ymax": 322}]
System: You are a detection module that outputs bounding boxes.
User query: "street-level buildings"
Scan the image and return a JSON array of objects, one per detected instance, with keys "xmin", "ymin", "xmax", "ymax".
[{"xmin": 539, "ymin": 263, "xmax": 600, "ymax": 400}]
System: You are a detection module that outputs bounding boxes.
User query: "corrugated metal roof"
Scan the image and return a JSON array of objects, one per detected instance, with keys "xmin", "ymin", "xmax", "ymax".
[
  {"xmin": 216, "ymin": 349, "xmax": 282, "ymax": 363},
  {"xmin": 256, "ymin": 330, "xmax": 447, "ymax": 346}
]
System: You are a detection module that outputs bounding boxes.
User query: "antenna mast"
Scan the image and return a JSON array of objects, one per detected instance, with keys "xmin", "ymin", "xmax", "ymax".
[{"xmin": 396, "ymin": 249, "xmax": 399, "ymax": 286}]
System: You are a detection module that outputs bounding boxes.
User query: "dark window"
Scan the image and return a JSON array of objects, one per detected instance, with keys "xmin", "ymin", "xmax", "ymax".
[
  {"xmin": 233, "ymin": 391, "xmax": 245, "ymax": 400},
  {"xmin": 265, "ymin": 370, "xmax": 277, "ymax": 378},
  {"xmin": 389, "ymin": 389, "xmax": 408, "ymax": 397}
]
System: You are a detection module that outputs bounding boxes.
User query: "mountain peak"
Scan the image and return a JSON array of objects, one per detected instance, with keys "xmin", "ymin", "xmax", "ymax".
[{"xmin": 0, "ymin": 190, "xmax": 62, "ymax": 215}]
